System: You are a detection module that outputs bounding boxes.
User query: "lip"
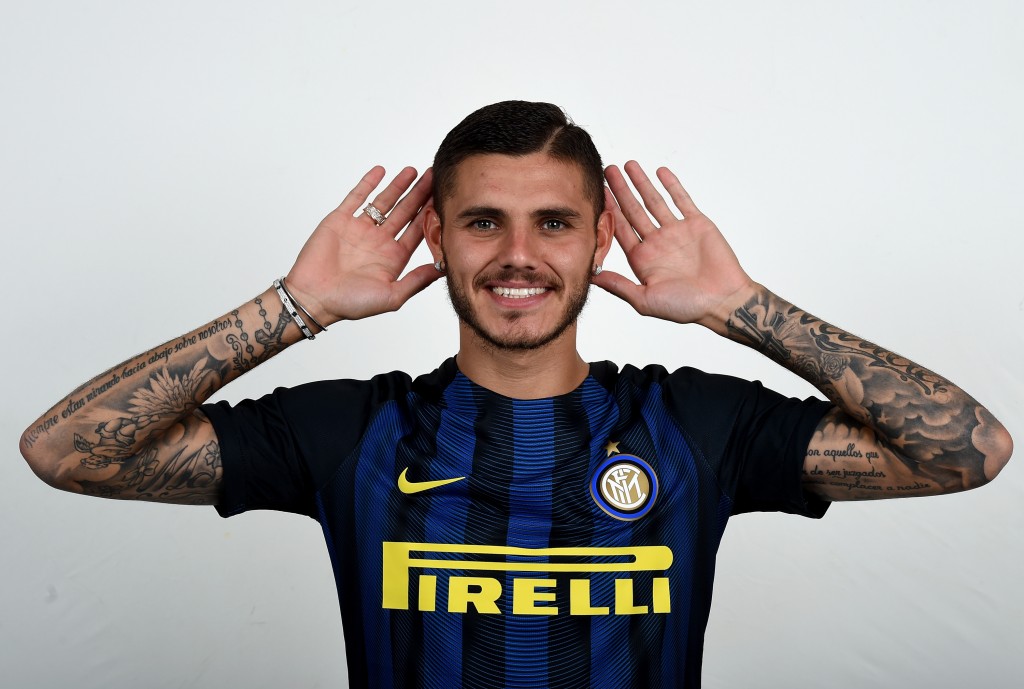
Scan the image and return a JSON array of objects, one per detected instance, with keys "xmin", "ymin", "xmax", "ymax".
[{"xmin": 486, "ymin": 283, "xmax": 552, "ymax": 308}]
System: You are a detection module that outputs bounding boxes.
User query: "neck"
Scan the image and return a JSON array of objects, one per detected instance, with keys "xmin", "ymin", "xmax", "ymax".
[{"xmin": 455, "ymin": 323, "xmax": 589, "ymax": 399}]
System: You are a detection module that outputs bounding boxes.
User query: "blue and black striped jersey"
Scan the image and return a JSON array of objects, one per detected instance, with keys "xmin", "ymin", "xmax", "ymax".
[{"xmin": 203, "ymin": 358, "xmax": 831, "ymax": 688}]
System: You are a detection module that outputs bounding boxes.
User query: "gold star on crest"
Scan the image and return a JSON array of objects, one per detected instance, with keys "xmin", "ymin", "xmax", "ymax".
[{"xmin": 605, "ymin": 440, "xmax": 620, "ymax": 457}]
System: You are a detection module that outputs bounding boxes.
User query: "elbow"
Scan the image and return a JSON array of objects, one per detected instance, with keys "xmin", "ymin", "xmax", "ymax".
[
  {"xmin": 981, "ymin": 422, "xmax": 1013, "ymax": 484},
  {"xmin": 962, "ymin": 406, "xmax": 1014, "ymax": 488},
  {"xmin": 20, "ymin": 442, "xmax": 57, "ymax": 488},
  {"xmin": 19, "ymin": 435, "xmax": 75, "ymax": 492}
]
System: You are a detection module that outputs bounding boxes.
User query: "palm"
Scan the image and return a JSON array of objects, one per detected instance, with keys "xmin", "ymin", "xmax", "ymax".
[
  {"xmin": 285, "ymin": 166, "xmax": 440, "ymax": 323},
  {"xmin": 595, "ymin": 162, "xmax": 753, "ymax": 327}
]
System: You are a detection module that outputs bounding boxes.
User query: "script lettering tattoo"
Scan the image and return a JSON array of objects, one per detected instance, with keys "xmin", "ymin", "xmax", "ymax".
[
  {"xmin": 727, "ymin": 288, "xmax": 998, "ymax": 497},
  {"xmin": 23, "ymin": 318, "xmax": 240, "ymax": 449},
  {"xmin": 22, "ymin": 416, "xmax": 60, "ymax": 449},
  {"xmin": 802, "ymin": 461, "xmax": 888, "ymax": 494}
]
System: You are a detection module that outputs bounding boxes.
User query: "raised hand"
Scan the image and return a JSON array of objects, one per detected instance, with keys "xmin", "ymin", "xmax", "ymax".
[
  {"xmin": 284, "ymin": 166, "xmax": 442, "ymax": 324},
  {"xmin": 593, "ymin": 161, "xmax": 756, "ymax": 331}
]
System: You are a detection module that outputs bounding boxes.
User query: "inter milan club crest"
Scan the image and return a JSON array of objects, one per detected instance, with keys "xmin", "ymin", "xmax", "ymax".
[{"xmin": 591, "ymin": 441, "xmax": 659, "ymax": 521}]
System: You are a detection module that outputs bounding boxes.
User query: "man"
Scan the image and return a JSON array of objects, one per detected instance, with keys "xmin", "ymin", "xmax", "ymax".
[{"xmin": 20, "ymin": 101, "xmax": 1013, "ymax": 687}]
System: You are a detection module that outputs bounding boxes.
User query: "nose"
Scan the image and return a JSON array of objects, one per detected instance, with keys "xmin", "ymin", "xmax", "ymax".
[{"xmin": 497, "ymin": 224, "xmax": 539, "ymax": 271}]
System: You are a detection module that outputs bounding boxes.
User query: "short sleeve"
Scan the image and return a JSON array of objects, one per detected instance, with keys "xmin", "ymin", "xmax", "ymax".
[
  {"xmin": 201, "ymin": 374, "xmax": 409, "ymax": 519},
  {"xmin": 661, "ymin": 367, "xmax": 834, "ymax": 518}
]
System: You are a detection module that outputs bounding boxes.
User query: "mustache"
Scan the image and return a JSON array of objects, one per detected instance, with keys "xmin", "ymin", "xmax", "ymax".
[{"xmin": 472, "ymin": 269, "xmax": 561, "ymax": 290}]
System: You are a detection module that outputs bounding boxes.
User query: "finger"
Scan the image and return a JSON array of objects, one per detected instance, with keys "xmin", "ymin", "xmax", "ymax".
[
  {"xmin": 623, "ymin": 160, "xmax": 678, "ymax": 226},
  {"xmin": 397, "ymin": 199, "xmax": 429, "ymax": 253},
  {"xmin": 363, "ymin": 166, "xmax": 419, "ymax": 225},
  {"xmin": 591, "ymin": 269, "xmax": 645, "ymax": 314},
  {"xmin": 387, "ymin": 168, "xmax": 434, "ymax": 238},
  {"xmin": 656, "ymin": 167, "xmax": 701, "ymax": 217},
  {"xmin": 389, "ymin": 263, "xmax": 444, "ymax": 310},
  {"xmin": 605, "ymin": 187, "xmax": 640, "ymax": 252},
  {"xmin": 337, "ymin": 166, "xmax": 387, "ymax": 214},
  {"xmin": 605, "ymin": 164, "xmax": 656, "ymax": 238}
]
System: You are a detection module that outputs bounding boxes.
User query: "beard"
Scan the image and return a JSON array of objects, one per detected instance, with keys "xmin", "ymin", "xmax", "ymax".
[{"xmin": 444, "ymin": 257, "xmax": 593, "ymax": 352}]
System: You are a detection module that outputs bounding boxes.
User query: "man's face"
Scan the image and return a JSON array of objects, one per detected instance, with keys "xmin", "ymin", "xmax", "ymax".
[{"xmin": 427, "ymin": 152, "xmax": 611, "ymax": 351}]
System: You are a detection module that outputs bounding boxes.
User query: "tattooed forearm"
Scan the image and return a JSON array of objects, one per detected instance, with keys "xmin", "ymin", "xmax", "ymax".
[
  {"xmin": 53, "ymin": 326, "xmax": 236, "ymax": 430},
  {"xmin": 20, "ymin": 287, "xmax": 302, "ymax": 501},
  {"xmin": 72, "ymin": 355, "xmax": 223, "ymax": 471},
  {"xmin": 725, "ymin": 286, "xmax": 1012, "ymax": 495},
  {"xmin": 730, "ymin": 292, "xmax": 949, "ymax": 384}
]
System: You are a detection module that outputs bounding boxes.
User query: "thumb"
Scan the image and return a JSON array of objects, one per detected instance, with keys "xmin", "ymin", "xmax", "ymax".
[
  {"xmin": 592, "ymin": 270, "xmax": 645, "ymax": 313},
  {"xmin": 390, "ymin": 263, "xmax": 445, "ymax": 310}
]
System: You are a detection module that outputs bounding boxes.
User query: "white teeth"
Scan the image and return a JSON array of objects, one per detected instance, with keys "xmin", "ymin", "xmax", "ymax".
[{"xmin": 491, "ymin": 286, "xmax": 547, "ymax": 298}]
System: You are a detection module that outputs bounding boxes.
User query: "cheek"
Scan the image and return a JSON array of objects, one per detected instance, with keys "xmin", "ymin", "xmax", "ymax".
[
  {"xmin": 554, "ymin": 251, "xmax": 594, "ymax": 277},
  {"xmin": 445, "ymin": 254, "xmax": 476, "ymax": 278}
]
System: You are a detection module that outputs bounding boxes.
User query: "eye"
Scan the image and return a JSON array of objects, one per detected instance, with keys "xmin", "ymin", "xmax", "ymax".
[
  {"xmin": 542, "ymin": 219, "xmax": 567, "ymax": 231},
  {"xmin": 472, "ymin": 219, "xmax": 496, "ymax": 230}
]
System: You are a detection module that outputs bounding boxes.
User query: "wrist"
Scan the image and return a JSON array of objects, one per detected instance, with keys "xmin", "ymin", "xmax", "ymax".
[
  {"xmin": 697, "ymin": 280, "xmax": 764, "ymax": 337},
  {"xmin": 279, "ymin": 276, "xmax": 336, "ymax": 334}
]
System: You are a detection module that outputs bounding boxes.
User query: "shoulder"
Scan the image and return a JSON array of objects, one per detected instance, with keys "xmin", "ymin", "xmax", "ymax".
[
  {"xmin": 202, "ymin": 360, "xmax": 457, "ymax": 438},
  {"xmin": 591, "ymin": 360, "xmax": 830, "ymax": 446},
  {"xmin": 270, "ymin": 358, "xmax": 457, "ymax": 410},
  {"xmin": 590, "ymin": 360, "xmax": 765, "ymax": 405}
]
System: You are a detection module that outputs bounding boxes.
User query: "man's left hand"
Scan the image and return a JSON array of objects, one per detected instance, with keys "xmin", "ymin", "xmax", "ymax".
[{"xmin": 595, "ymin": 161, "xmax": 755, "ymax": 333}]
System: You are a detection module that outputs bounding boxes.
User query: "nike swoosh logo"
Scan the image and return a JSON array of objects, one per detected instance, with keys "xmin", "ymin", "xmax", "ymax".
[{"xmin": 397, "ymin": 467, "xmax": 466, "ymax": 494}]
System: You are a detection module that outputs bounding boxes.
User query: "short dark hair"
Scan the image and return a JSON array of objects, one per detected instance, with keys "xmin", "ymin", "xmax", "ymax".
[{"xmin": 432, "ymin": 101, "xmax": 605, "ymax": 222}]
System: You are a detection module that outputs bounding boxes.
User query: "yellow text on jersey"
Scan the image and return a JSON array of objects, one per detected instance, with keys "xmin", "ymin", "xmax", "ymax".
[{"xmin": 382, "ymin": 542, "xmax": 673, "ymax": 616}]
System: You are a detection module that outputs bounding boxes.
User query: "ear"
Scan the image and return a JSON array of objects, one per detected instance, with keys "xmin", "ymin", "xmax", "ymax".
[
  {"xmin": 423, "ymin": 203, "xmax": 443, "ymax": 263},
  {"xmin": 595, "ymin": 207, "xmax": 613, "ymax": 265}
]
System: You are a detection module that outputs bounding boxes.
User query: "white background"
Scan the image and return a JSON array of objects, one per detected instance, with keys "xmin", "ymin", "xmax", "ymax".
[{"xmin": 3, "ymin": 1, "xmax": 1022, "ymax": 687}]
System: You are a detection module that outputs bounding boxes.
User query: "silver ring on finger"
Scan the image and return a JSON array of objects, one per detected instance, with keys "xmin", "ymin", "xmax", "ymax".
[{"xmin": 362, "ymin": 203, "xmax": 386, "ymax": 226}]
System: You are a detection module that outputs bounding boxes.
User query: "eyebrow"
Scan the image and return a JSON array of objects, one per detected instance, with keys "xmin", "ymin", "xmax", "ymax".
[{"xmin": 454, "ymin": 205, "xmax": 584, "ymax": 222}]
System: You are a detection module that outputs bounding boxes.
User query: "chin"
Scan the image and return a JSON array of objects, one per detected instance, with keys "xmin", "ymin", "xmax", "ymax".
[{"xmin": 470, "ymin": 320, "xmax": 575, "ymax": 352}]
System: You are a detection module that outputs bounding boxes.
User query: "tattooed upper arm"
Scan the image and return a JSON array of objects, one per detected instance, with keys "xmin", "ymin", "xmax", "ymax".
[
  {"xmin": 75, "ymin": 408, "xmax": 223, "ymax": 505},
  {"xmin": 801, "ymin": 406, "xmax": 1001, "ymax": 501}
]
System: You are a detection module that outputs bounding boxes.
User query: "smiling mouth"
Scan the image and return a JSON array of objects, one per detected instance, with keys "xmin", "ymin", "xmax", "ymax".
[{"xmin": 490, "ymin": 286, "xmax": 549, "ymax": 299}]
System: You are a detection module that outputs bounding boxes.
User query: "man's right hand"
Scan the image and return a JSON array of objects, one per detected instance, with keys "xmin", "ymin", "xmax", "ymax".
[{"xmin": 283, "ymin": 166, "xmax": 442, "ymax": 325}]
